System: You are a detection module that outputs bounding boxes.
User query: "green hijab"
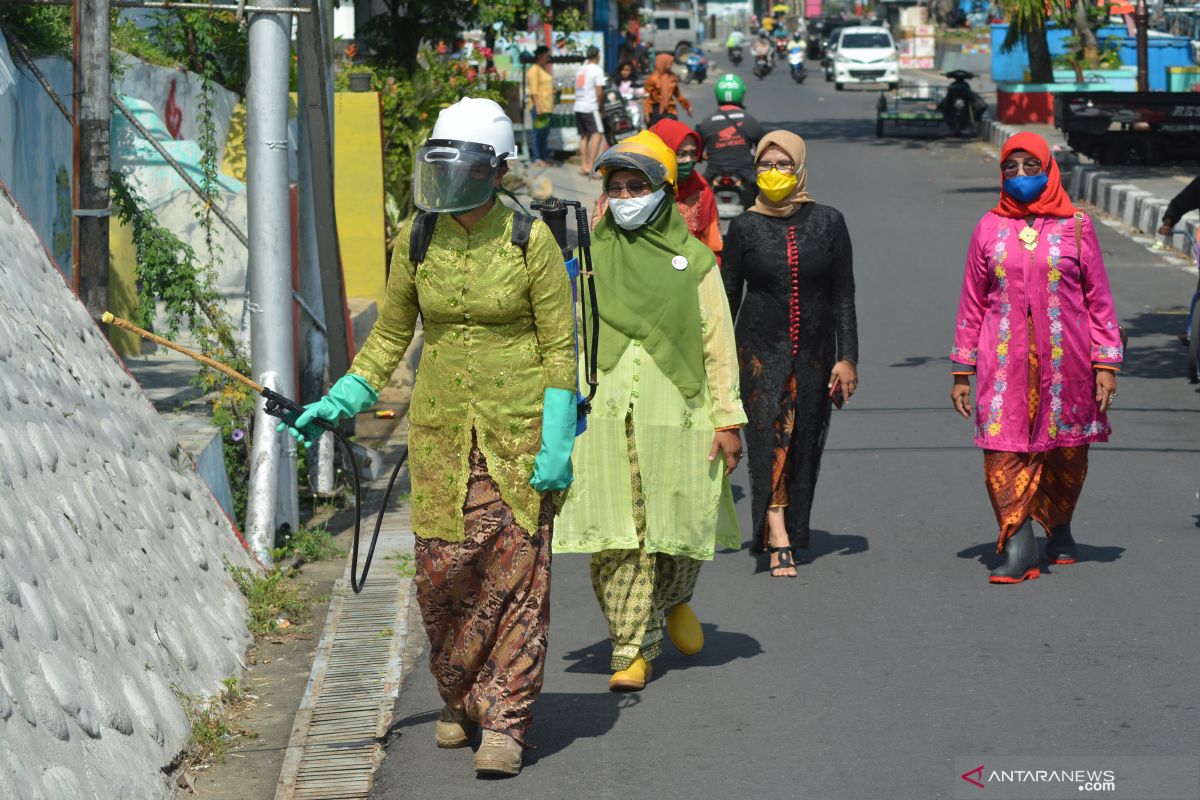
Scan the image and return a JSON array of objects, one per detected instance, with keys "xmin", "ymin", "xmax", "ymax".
[{"xmin": 593, "ymin": 190, "xmax": 716, "ymax": 399}]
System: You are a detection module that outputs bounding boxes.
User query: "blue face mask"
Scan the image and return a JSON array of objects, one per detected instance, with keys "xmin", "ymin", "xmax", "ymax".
[{"xmin": 1003, "ymin": 173, "xmax": 1049, "ymax": 203}]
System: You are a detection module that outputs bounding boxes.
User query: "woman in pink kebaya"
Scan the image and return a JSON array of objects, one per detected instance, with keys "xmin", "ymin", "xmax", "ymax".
[{"xmin": 950, "ymin": 132, "xmax": 1122, "ymax": 585}]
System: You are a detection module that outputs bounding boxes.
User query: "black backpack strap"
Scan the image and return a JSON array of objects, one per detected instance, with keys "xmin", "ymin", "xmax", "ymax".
[
  {"xmin": 408, "ymin": 212, "xmax": 439, "ymax": 265},
  {"xmin": 511, "ymin": 211, "xmax": 534, "ymax": 255}
]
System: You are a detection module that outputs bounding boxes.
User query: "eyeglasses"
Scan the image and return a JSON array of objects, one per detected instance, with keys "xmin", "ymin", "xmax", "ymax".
[
  {"xmin": 1001, "ymin": 158, "xmax": 1044, "ymax": 177},
  {"xmin": 604, "ymin": 179, "xmax": 653, "ymax": 198},
  {"xmin": 755, "ymin": 159, "xmax": 796, "ymax": 174},
  {"xmin": 676, "ymin": 146, "xmax": 699, "ymax": 163}
]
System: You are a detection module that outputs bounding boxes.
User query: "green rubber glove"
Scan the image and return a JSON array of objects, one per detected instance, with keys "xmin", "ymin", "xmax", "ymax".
[
  {"xmin": 530, "ymin": 387, "xmax": 577, "ymax": 492},
  {"xmin": 276, "ymin": 373, "xmax": 379, "ymax": 448}
]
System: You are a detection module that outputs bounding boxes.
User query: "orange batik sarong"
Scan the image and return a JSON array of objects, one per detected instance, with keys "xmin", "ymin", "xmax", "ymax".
[{"xmin": 983, "ymin": 317, "xmax": 1089, "ymax": 553}]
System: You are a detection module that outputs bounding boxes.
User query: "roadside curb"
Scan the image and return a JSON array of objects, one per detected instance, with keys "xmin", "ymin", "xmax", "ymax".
[{"xmin": 981, "ymin": 118, "xmax": 1198, "ymax": 251}]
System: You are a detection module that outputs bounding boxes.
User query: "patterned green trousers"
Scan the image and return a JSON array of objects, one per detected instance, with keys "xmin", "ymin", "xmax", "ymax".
[{"xmin": 590, "ymin": 416, "xmax": 703, "ymax": 671}]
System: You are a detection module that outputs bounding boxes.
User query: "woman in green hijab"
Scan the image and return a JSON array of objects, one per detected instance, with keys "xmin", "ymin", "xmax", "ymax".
[{"xmin": 555, "ymin": 131, "xmax": 747, "ymax": 691}]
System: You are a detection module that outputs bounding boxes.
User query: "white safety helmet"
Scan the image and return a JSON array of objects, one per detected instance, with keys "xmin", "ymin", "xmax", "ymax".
[
  {"xmin": 414, "ymin": 97, "xmax": 518, "ymax": 213},
  {"xmin": 430, "ymin": 97, "xmax": 518, "ymax": 160}
]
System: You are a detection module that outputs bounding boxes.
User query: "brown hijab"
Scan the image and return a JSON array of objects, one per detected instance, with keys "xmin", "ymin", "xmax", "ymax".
[{"xmin": 750, "ymin": 130, "xmax": 815, "ymax": 218}]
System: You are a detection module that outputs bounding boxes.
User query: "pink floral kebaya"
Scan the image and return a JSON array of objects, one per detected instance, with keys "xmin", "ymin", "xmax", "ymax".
[{"xmin": 950, "ymin": 211, "xmax": 1123, "ymax": 453}]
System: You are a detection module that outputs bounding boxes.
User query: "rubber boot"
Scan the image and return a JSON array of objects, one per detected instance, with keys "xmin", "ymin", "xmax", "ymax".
[
  {"xmin": 989, "ymin": 519, "xmax": 1040, "ymax": 584},
  {"xmin": 1045, "ymin": 523, "xmax": 1078, "ymax": 565},
  {"xmin": 666, "ymin": 603, "xmax": 704, "ymax": 656},
  {"xmin": 434, "ymin": 704, "xmax": 475, "ymax": 749},
  {"xmin": 609, "ymin": 653, "xmax": 652, "ymax": 692},
  {"xmin": 474, "ymin": 730, "xmax": 523, "ymax": 776}
]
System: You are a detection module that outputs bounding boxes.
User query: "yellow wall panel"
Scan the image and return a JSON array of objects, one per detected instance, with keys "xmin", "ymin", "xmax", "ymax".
[
  {"xmin": 333, "ymin": 91, "xmax": 387, "ymax": 308},
  {"xmin": 107, "ymin": 218, "xmax": 141, "ymax": 357}
]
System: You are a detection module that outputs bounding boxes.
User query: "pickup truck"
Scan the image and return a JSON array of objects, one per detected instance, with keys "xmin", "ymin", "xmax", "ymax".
[{"xmin": 1054, "ymin": 92, "xmax": 1200, "ymax": 165}]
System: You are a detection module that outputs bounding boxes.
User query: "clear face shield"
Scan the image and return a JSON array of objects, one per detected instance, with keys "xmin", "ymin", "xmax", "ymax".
[{"xmin": 412, "ymin": 139, "xmax": 502, "ymax": 214}]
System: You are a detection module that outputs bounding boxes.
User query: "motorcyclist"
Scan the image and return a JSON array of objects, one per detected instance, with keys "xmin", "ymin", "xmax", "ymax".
[
  {"xmin": 750, "ymin": 31, "xmax": 773, "ymax": 65},
  {"xmin": 726, "ymin": 29, "xmax": 746, "ymax": 51},
  {"xmin": 696, "ymin": 74, "xmax": 766, "ymax": 209}
]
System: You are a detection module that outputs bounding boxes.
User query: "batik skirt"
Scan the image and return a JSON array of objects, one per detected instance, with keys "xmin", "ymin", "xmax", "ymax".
[
  {"xmin": 413, "ymin": 437, "xmax": 555, "ymax": 744},
  {"xmin": 590, "ymin": 415, "xmax": 702, "ymax": 671},
  {"xmin": 983, "ymin": 319, "xmax": 1089, "ymax": 552}
]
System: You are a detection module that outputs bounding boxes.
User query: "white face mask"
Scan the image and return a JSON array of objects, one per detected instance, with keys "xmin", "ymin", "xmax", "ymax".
[{"xmin": 608, "ymin": 188, "xmax": 666, "ymax": 230}]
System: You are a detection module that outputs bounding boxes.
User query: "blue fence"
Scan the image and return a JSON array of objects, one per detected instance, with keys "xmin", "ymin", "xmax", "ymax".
[{"xmin": 990, "ymin": 23, "xmax": 1195, "ymax": 90}]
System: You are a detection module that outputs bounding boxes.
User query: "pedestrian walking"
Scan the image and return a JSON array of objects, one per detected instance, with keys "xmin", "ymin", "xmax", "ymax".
[
  {"xmin": 280, "ymin": 99, "xmax": 577, "ymax": 775},
  {"xmin": 527, "ymin": 45, "xmax": 555, "ymax": 167},
  {"xmin": 591, "ymin": 119, "xmax": 722, "ymax": 253},
  {"xmin": 643, "ymin": 53, "xmax": 693, "ymax": 125},
  {"xmin": 950, "ymin": 132, "xmax": 1123, "ymax": 584},
  {"xmin": 721, "ymin": 131, "xmax": 858, "ymax": 578},
  {"xmin": 1156, "ymin": 175, "xmax": 1200, "ymax": 344},
  {"xmin": 649, "ymin": 118, "xmax": 722, "ymax": 255},
  {"xmin": 574, "ymin": 46, "xmax": 607, "ymax": 176},
  {"xmin": 555, "ymin": 131, "xmax": 746, "ymax": 692}
]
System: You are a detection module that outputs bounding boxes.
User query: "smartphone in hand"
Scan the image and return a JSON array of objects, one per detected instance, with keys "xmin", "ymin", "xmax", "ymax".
[{"xmin": 829, "ymin": 380, "xmax": 845, "ymax": 410}]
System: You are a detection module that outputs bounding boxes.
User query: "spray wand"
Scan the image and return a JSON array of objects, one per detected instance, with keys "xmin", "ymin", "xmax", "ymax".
[{"xmin": 101, "ymin": 312, "xmax": 401, "ymax": 593}]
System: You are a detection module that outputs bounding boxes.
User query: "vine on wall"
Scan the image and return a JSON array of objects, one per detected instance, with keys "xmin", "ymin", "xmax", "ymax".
[{"xmin": 110, "ymin": 171, "xmax": 254, "ymax": 528}]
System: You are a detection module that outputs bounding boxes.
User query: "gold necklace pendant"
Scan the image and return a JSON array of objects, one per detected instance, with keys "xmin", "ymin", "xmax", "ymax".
[{"xmin": 1018, "ymin": 225, "xmax": 1038, "ymax": 252}]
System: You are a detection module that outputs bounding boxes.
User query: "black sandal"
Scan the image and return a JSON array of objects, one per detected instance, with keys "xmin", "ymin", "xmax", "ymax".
[{"xmin": 768, "ymin": 546, "xmax": 798, "ymax": 578}]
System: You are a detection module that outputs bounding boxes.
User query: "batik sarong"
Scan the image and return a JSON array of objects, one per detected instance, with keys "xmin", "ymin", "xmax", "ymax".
[
  {"xmin": 589, "ymin": 416, "xmax": 702, "ymax": 671},
  {"xmin": 413, "ymin": 437, "xmax": 554, "ymax": 744},
  {"xmin": 983, "ymin": 317, "xmax": 1089, "ymax": 552}
]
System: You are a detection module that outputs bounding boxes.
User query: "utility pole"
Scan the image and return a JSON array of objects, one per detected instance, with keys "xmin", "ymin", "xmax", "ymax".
[
  {"xmin": 245, "ymin": 0, "xmax": 298, "ymax": 558},
  {"xmin": 72, "ymin": 0, "xmax": 111, "ymax": 317},
  {"xmin": 296, "ymin": 0, "xmax": 335, "ymax": 495},
  {"xmin": 1135, "ymin": 0, "xmax": 1149, "ymax": 92}
]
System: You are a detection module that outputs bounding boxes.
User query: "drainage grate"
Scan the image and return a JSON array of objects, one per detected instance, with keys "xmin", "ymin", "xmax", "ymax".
[{"xmin": 275, "ymin": 443, "xmax": 414, "ymax": 800}]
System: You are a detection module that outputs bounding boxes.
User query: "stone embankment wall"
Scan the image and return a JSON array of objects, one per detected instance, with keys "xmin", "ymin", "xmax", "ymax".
[{"xmin": 0, "ymin": 182, "xmax": 257, "ymax": 798}]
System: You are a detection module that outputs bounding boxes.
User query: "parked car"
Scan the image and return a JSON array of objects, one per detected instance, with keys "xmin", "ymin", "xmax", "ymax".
[
  {"xmin": 647, "ymin": 8, "xmax": 698, "ymax": 61},
  {"xmin": 831, "ymin": 26, "xmax": 899, "ymax": 91}
]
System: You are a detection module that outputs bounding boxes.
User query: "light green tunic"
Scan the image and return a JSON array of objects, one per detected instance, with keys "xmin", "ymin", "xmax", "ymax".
[{"xmin": 555, "ymin": 267, "xmax": 747, "ymax": 560}]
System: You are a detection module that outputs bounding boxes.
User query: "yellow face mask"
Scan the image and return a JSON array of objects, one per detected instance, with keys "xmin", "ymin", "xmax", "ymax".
[{"xmin": 756, "ymin": 168, "xmax": 798, "ymax": 202}]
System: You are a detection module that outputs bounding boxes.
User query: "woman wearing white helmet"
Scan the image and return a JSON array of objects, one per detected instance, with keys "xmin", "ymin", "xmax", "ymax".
[{"xmin": 279, "ymin": 97, "xmax": 577, "ymax": 777}]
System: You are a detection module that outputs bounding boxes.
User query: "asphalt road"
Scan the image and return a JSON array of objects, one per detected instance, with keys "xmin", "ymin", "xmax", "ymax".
[{"xmin": 369, "ymin": 53, "xmax": 1200, "ymax": 800}]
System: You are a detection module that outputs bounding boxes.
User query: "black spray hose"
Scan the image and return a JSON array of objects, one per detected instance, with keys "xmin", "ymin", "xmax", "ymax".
[{"xmin": 263, "ymin": 389, "xmax": 406, "ymax": 594}]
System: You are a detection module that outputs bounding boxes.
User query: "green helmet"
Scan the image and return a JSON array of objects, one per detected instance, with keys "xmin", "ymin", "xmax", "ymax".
[{"xmin": 715, "ymin": 74, "xmax": 746, "ymax": 106}]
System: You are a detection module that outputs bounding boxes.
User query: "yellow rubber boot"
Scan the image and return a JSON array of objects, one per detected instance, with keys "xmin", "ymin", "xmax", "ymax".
[
  {"xmin": 609, "ymin": 654, "xmax": 652, "ymax": 692},
  {"xmin": 666, "ymin": 603, "xmax": 704, "ymax": 655}
]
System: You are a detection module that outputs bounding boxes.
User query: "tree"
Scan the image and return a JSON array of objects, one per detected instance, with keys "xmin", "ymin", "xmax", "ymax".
[
  {"xmin": 1000, "ymin": 0, "xmax": 1055, "ymax": 83},
  {"xmin": 361, "ymin": 0, "xmax": 556, "ymax": 73},
  {"xmin": 1056, "ymin": 0, "xmax": 1113, "ymax": 82}
]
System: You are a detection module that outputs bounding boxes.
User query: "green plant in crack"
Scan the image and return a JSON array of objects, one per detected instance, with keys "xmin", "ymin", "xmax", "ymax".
[{"xmin": 224, "ymin": 558, "xmax": 313, "ymax": 636}]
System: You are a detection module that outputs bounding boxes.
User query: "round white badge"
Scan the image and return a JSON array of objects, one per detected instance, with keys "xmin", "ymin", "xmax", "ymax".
[{"xmin": 671, "ymin": 255, "xmax": 688, "ymax": 271}]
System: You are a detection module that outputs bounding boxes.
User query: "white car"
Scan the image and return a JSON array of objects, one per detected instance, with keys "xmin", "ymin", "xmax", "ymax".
[{"xmin": 832, "ymin": 27, "xmax": 898, "ymax": 91}]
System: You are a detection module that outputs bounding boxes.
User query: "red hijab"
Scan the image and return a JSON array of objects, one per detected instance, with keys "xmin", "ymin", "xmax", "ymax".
[
  {"xmin": 991, "ymin": 132, "xmax": 1077, "ymax": 219},
  {"xmin": 650, "ymin": 118, "xmax": 717, "ymax": 237}
]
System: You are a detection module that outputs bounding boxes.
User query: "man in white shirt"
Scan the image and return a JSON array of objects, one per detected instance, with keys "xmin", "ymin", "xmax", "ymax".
[{"xmin": 573, "ymin": 46, "xmax": 607, "ymax": 175}]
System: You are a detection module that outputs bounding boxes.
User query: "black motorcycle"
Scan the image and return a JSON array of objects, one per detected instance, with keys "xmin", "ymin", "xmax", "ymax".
[
  {"xmin": 939, "ymin": 70, "xmax": 988, "ymax": 137},
  {"xmin": 728, "ymin": 45, "xmax": 744, "ymax": 65},
  {"xmin": 712, "ymin": 171, "xmax": 746, "ymax": 230},
  {"xmin": 753, "ymin": 53, "xmax": 772, "ymax": 79},
  {"xmin": 600, "ymin": 87, "xmax": 637, "ymax": 146}
]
